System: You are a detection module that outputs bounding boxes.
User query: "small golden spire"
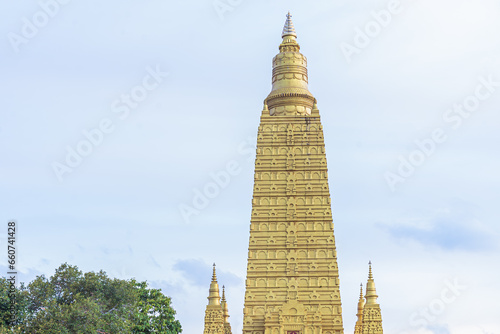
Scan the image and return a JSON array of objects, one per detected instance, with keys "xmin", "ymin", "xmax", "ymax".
[
  {"xmin": 208, "ymin": 263, "xmax": 221, "ymax": 306},
  {"xmin": 354, "ymin": 283, "xmax": 365, "ymax": 334},
  {"xmin": 262, "ymin": 101, "xmax": 269, "ymax": 116},
  {"xmin": 365, "ymin": 261, "xmax": 378, "ymax": 305},
  {"xmin": 221, "ymin": 285, "xmax": 232, "ymax": 332},
  {"xmin": 221, "ymin": 286, "xmax": 230, "ymax": 321},
  {"xmin": 203, "ymin": 264, "xmax": 226, "ymax": 333},
  {"xmin": 357, "ymin": 283, "xmax": 365, "ymax": 314},
  {"xmin": 362, "ymin": 262, "xmax": 384, "ymax": 333},
  {"xmin": 212, "ymin": 263, "xmax": 217, "ymax": 282}
]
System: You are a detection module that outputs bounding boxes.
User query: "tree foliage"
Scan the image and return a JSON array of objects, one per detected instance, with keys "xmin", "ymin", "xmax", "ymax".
[
  {"xmin": 132, "ymin": 282, "xmax": 182, "ymax": 334},
  {"xmin": 0, "ymin": 263, "xmax": 182, "ymax": 334}
]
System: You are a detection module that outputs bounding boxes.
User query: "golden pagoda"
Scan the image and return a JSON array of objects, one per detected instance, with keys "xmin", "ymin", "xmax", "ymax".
[
  {"xmin": 354, "ymin": 285, "xmax": 365, "ymax": 334},
  {"xmin": 203, "ymin": 264, "xmax": 230, "ymax": 334},
  {"xmin": 221, "ymin": 286, "xmax": 233, "ymax": 334},
  {"xmin": 241, "ymin": 12, "xmax": 343, "ymax": 333},
  {"xmin": 202, "ymin": 12, "xmax": 385, "ymax": 334},
  {"xmin": 361, "ymin": 263, "xmax": 383, "ymax": 334}
]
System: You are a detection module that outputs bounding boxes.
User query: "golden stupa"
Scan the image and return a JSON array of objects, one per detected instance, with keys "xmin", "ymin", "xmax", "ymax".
[{"xmin": 202, "ymin": 13, "xmax": 384, "ymax": 334}]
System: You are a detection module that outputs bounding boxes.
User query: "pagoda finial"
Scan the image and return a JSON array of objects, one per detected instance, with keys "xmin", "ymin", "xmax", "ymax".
[
  {"xmin": 221, "ymin": 285, "xmax": 232, "ymax": 331},
  {"xmin": 212, "ymin": 263, "xmax": 217, "ymax": 281},
  {"xmin": 207, "ymin": 263, "xmax": 221, "ymax": 306},
  {"xmin": 282, "ymin": 11, "xmax": 297, "ymax": 38},
  {"xmin": 365, "ymin": 261, "xmax": 378, "ymax": 305},
  {"xmin": 354, "ymin": 283, "xmax": 365, "ymax": 334}
]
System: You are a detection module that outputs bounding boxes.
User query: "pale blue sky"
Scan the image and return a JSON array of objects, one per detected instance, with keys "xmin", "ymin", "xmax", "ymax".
[{"xmin": 1, "ymin": 0, "xmax": 500, "ymax": 333}]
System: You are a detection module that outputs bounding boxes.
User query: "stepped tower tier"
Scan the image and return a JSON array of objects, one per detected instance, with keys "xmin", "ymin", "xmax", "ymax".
[{"xmin": 242, "ymin": 12, "xmax": 344, "ymax": 334}]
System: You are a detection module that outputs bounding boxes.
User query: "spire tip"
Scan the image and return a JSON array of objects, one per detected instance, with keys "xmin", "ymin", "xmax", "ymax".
[
  {"xmin": 212, "ymin": 263, "xmax": 217, "ymax": 281},
  {"xmin": 282, "ymin": 11, "xmax": 297, "ymax": 38}
]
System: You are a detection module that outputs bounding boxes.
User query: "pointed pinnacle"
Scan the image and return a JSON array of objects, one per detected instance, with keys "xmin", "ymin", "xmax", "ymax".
[
  {"xmin": 359, "ymin": 283, "xmax": 364, "ymax": 297},
  {"xmin": 368, "ymin": 261, "xmax": 373, "ymax": 279},
  {"xmin": 222, "ymin": 285, "xmax": 226, "ymax": 301},
  {"xmin": 282, "ymin": 11, "xmax": 297, "ymax": 38},
  {"xmin": 212, "ymin": 263, "xmax": 217, "ymax": 281}
]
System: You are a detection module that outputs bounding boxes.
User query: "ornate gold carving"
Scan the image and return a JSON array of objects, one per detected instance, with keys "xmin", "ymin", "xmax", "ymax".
[{"xmin": 244, "ymin": 79, "xmax": 343, "ymax": 334}]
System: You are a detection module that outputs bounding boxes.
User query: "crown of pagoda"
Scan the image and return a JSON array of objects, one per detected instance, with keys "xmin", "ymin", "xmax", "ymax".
[{"xmin": 265, "ymin": 12, "xmax": 317, "ymax": 116}]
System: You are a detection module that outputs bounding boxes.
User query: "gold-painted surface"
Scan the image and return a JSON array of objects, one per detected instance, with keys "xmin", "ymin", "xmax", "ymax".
[
  {"xmin": 362, "ymin": 263, "xmax": 383, "ymax": 334},
  {"xmin": 354, "ymin": 285, "xmax": 365, "ymax": 334},
  {"xmin": 221, "ymin": 286, "xmax": 233, "ymax": 334},
  {"xmin": 266, "ymin": 13, "xmax": 315, "ymax": 117},
  {"xmin": 242, "ymin": 13, "xmax": 344, "ymax": 334},
  {"xmin": 204, "ymin": 265, "xmax": 225, "ymax": 334}
]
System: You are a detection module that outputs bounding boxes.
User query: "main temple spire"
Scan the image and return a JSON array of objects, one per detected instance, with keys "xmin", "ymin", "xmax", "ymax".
[{"xmin": 242, "ymin": 12, "xmax": 344, "ymax": 333}]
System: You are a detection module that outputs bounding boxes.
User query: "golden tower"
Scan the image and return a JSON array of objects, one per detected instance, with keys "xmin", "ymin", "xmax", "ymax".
[
  {"xmin": 361, "ymin": 263, "xmax": 383, "ymax": 334},
  {"xmin": 203, "ymin": 264, "xmax": 226, "ymax": 334},
  {"xmin": 242, "ymin": 12, "xmax": 344, "ymax": 334},
  {"xmin": 221, "ymin": 286, "xmax": 233, "ymax": 334},
  {"xmin": 354, "ymin": 285, "xmax": 365, "ymax": 334}
]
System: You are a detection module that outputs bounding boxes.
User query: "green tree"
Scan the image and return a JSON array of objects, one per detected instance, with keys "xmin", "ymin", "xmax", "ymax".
[
  {"xmin": 0, "ymin": 263, "xmax": 182, "ymax": 333},
  {"xmin": 132, "ymin": 281, "xmax": 182, "ymax": 333},
  {"xmin": 23, "ymin": 264, "xmax": 135, "ymax": 333},
  {"xmin": 0, "ymin": 277, "xmax": 27, "ymax": 332}
]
